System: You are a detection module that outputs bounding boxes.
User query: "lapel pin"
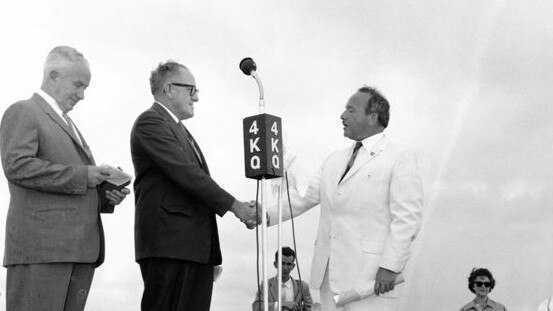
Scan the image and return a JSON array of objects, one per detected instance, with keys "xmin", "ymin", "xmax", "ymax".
[{"xmin": 370, "ymin": 151, "xmax": 375, "ymax": 156}]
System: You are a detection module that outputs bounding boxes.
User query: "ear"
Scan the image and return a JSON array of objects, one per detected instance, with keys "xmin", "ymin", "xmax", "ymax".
[
  {"xmin": 48, "ymin": 70, "xmax": 60, "ymax": 82},
  {"xmin": 273, "ymin": 261, "xmax": 278, "ymax": 269},
  {"xmin": 163, "ymin": 83, "xmax": 172, "ymax": 98}
]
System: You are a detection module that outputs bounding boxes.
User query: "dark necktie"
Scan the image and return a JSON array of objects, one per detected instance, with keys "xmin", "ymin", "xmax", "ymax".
[
  {"xmin": 62, "ymin": 113, "xmax": 82, "ymax": 146},
  {"xmin": 339, "ymin": 141, "xmax": 363, "ymax": 183},
  {"xmin": 179, "ymin": 123, "xmax": 202, "ymax": 164}
]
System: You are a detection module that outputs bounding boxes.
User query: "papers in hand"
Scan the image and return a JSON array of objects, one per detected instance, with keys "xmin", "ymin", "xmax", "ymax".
[
  {"xmin": 333, "ymin": 274, "xmax": 405, "ymax": 307},
  {"xmin": 101, "ymin": 164, "xmax": 133, "ymax": 190}
]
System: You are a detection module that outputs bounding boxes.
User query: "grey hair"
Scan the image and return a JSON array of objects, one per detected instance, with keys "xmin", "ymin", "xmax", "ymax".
[
  {"xmin": 150, "ymin": 61, "xmax": 188, "ymax": 95},
  {"xmin": 43, "ymin": 46, "xmax": 88, "ymax": 76}
]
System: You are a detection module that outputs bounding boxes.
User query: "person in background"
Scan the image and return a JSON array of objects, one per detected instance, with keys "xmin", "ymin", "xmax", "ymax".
[
  {"xmin": 460, "ymin": 268, "xmax": 507, "ymax": 311},
  {"xmin": 252, "ymin": 247, "xmax": 312, "ymax": 311}
]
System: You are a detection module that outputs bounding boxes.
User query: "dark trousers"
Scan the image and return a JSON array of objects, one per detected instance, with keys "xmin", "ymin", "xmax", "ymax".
[
  {"xmin": 6, "ymin": 263, "xmax": 95, "ymax": 311},
  {"xmin": 139, "ymin": 258, "xmax": 214, "ymax": 311}
]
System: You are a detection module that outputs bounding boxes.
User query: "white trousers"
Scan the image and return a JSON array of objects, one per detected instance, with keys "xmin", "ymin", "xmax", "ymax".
[{"xmin": 319, "ymin": 264, "xmax": 398, "ymax": 311}]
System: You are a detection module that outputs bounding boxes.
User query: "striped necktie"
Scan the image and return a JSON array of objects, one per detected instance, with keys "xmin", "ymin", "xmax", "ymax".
[
  {"xmin": 339, "ymin": 141, "xmax": 362, "ymax": 183},
  {"xmin": 62, "ymin": 113, "xmax": 82, "ymax": 146}
]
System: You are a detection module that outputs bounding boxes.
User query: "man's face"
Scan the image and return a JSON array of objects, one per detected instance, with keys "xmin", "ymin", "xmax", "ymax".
[
  {"xmin": 166, "ymin": 69, "xmax": 199, "ymax": 120},
  {"xmin": 49, "ymin": 61, "xmax": 91, "ymax": 113},
  {"xmin": 473, "ymin": 276, "xmax": 491, "ymax": 297},
  {"xmin": 340, "ymin": 92, "xmax": 376, "ymax": 141},
  {"xmin": 274, "ymin": 255, "xmax": 295, "ymax": 281}
]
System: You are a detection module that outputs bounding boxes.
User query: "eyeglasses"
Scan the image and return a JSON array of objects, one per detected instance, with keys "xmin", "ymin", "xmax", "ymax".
[
  {"xmin": 170, "ymin": 83, "xmax": 199, "ymax": 96},
  {"xmin": 474, "ymin": 281, "xmax": 491, "ymax": 288}
]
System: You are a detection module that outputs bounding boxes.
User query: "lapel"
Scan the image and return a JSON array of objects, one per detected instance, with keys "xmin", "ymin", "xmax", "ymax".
[
  {"xmin": 32, "ymin": 93, "xmax": 95, "ymax": 163},
  {"xmin": 339, "ymin": 135, "xmax": 388, "ymax": 185},
  {"xmin": 268, "ymin": 277, "xmax": 278, "ymax": 302},
  {"xmin": 152, "ymin": 103, "xmax": 209, "ymax": 174},
  {"xmin": 292, "ymin": 278, "xmax": 301, "ymax": 302}
]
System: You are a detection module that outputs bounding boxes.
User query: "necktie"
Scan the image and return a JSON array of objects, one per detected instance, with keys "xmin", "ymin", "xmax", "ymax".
[
  {"xmin": 62, "ymin": 113, "xmax": 82, "ymax": 146},
  {"xmin": 339, "ymin": 141, "xmax": 362, "ymax": 183},
  {"xmin": 179, "ymin": 123, "xmax": 202, "ymax": 164}
]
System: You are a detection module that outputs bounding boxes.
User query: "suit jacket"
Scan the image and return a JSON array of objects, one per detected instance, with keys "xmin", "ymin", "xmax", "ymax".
[
  {"xmin": 269, "ymin": 135, "xmax": 423, "ymax": 296},
  {"xmin": 0, "ymin": 93, "xmax": 109, "ymax": 267},
  {"xmin": 130, "ymin": 103, "xmax": 235, "ymax": 264},
  {"xmin": 252, "ymin": 276, "xmax": 313, "ymax": 311}
]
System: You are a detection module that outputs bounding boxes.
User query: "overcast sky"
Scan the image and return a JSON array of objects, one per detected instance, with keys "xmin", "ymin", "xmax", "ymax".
[{"xmin": 1, "ymin": 0, "xmax": 553, "ymax": 310}]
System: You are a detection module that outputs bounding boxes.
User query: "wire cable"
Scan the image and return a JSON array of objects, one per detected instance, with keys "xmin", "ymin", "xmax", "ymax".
[
  {"xmin": 254, "ymin": 179, "xmax": 261, "ymax": 306},
  {"xmin": 285, "ymin": 171, "xmax": 305, "ymax": 310}
]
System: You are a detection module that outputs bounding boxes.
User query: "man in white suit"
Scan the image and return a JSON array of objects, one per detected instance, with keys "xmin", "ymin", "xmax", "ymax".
[{"xmin": 269, "ymin": 86, "xmax": 423, "ymax": 310}]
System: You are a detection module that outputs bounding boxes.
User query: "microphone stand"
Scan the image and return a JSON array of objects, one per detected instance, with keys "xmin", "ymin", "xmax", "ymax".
[{"xmin": 242, "ymin": 58, "xmax": 283, "ymax": 311}]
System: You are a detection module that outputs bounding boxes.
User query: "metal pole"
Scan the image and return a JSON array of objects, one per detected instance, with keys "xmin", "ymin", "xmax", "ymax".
[
  {"xmin": 252, "ymin": 71, "xmax": 270, "ymax": 311},
  {"xmin": 277, "ymin": 184, "xmax": 283, "ymax": 311}
]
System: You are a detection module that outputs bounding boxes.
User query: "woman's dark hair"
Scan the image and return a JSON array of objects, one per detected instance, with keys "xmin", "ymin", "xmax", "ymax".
[{"xmin": 468, "ymin": 268, "xmax": 496, "ymax": 293}]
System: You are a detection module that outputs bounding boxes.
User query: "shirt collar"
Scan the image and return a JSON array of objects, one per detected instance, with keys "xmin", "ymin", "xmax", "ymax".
[
  {"xmin": 358, "ymin": 132, "xmax": 384, "ymax": 150},
  {"xmin": 466, "ymin": 298, "xmax": 494, "ymax": 309},
  {"xmin": 282, "ymin": 277, "xmax": 293, "ymax": 288},
  {"xmin": 155, "ymin": 101, "xmax": 180, "ymax": 124},
  {"xmin": 37, "ymin": 89, "xmax": 67, "ymax": 123}
]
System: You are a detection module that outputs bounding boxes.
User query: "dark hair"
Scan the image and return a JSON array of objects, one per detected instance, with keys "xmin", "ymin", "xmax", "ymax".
[
  {"xmin": 150, "ymin": 61, "xmax": 188, "ymax": 95},
  {"xmin": 467, "ymin": 268, "xmax": 496, "ymax": 293},
  {"xmin": 357, "ymin": 86, "xmax": 390, "ymax": 128},
  {"xmin": 274, "ymin": 247, "xmax": 296, "ymax": 262}
]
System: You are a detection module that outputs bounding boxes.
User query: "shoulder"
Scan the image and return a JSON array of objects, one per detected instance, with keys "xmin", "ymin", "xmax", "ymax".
[
  {"xmin": 296, "ymin": 279, "xmax": 310, "ymax": 288},
  {"xmin": 132, "ymin": 106, "xmax": 170, "ymax": 132},
  {"xmin": 488, "ymin": 299, "xmax": 506, "ymax": 310},
  {"xmin": 383, "ymin": 139, "xmax": 416, "ymax": 157},
  {"xmin": 1, "ymin": 98, "xmax": 38, "ymax": 126},
  {"xmin": 459, "ymin": 300, "xmax": 475, "ymax": 311}
]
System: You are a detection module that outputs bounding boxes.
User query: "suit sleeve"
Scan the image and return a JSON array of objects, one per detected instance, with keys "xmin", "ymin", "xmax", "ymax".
[
  {"xmin": 380, "ymin": 150, "xmax": 423, "ymax": 272},
  {"xmin": 301, "ymin": 281, "xmax": 313, "ymax": 310},
  {"xmin": 0, "ymin": 103, "xmax": 88, "ymax": 194},
  {"xmin": 133, "ymin": 112, "xmax": 235, "ymax": 216},
  {"xmin": 252, "ymin": 282, "xmax": 277, "ymax": 311},
  {"xmin": 267, "ymin": 154, "xmax": 322, "ymax": 226}
]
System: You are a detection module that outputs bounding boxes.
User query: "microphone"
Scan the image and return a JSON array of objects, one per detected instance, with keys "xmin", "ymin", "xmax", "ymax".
[
  {"xmin": 239, "ymin": 57, "xmax": 264, "ymax": 106},
  {"xmin": 239, "ymin": 57, "xmax": 257, "ymax": 75}
]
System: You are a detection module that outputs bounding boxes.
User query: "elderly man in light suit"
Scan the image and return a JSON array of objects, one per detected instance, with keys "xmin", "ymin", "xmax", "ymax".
[
  {"xmin": 0, "ymin": 46, "xmax": 129, "ymax": 311},
  {"xmin": 269, "ymin": 86, "xmax": 423, "ymax": 310}
]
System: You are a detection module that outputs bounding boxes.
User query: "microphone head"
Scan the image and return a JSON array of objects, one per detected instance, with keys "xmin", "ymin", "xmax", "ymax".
[{"xmin": 239, "ymin": 57, "xmax": 257, "ymax": 75}]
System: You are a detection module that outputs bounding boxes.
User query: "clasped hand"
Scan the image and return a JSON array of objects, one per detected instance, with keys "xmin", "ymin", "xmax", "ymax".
[{"xmin": 231, "ymin": 200, "xmax": 262, "ymax": 229}]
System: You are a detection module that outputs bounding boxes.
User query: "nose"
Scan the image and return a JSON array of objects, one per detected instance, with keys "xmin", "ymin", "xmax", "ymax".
[
  {"xmin": 77, "ymin": 88, "xmax": 85, "ymax": 100},
  {"xmin": 340, "ymin": 111, "xmax": 346, "ymax": 121}
]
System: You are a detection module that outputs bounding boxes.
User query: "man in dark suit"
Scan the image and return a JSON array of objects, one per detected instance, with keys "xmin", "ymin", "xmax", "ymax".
[
  {"xmin": 252, "ymin": 247, "xmax": 313, "ymax": 311},
  {"xmin": 130, "ymin": 61, "xmax": 259, "ymax": 311},
  {"xmin": 0, "ymin": 46, "xmax": 129, "ymax": 311}
]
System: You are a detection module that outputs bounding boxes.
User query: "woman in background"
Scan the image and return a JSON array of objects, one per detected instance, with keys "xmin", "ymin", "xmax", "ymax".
[{"xmin": 460, "ymin": 268, "xmax": 507, "ymax": 311}]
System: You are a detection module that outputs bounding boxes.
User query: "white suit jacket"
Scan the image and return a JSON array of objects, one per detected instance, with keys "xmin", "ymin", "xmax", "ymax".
[{"xmin": 268, "ymin": 135, "xmax": 423, "ymax": 296}]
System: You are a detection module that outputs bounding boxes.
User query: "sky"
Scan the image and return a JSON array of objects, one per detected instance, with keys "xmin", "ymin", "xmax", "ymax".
[{"xmin": 1, "ymin": 0, "xmax": 553, "ymax": 310}]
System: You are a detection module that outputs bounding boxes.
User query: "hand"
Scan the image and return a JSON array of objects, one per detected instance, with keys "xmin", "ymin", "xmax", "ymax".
[
  {"xmin": 105, "ymin": 188, "xmax": 130, "ymax": 205},
  {"xmin": 230, "ymin": 200, "xmax": 260, "ymax": 229},
  {"xmin": 87, "ymin": 165, "xmax": 111, "ymax": 188},
  {"xmin": 281, "ymin": 301, "xmax": 300, "ymax": 311},
  {"xmin": 374, "ymin": 267, "xmax": 398, "ymax": 296}
]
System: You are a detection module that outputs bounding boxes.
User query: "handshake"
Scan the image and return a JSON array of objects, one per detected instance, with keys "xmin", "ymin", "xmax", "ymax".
[{"xmin": 230, "ymin": 200, "xmax": 263, "ymax": 229}]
